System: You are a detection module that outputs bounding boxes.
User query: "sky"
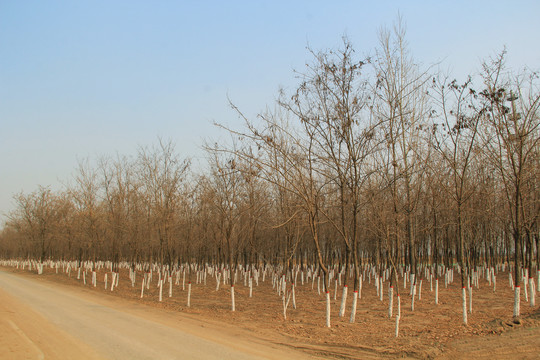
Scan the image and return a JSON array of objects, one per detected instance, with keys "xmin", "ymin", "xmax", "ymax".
[{"xmin": 1, "ymin": 1, "xmax": 539, "ymax": 220}]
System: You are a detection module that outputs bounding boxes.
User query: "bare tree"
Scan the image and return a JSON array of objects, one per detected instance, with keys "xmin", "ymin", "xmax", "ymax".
[
  {"xmin": 276, "ymin": 38, "xmax": 379, "ymax": 321},
  {"xmin": 431, "ymin": 74, "xmax": 485, "ymax": 324},
  {"xmin": 480, "ymin": 51, "xmax": 540, "ymax": 322},
  {"xmin": 10, "ymin": 186, "xmax": 69, "ymax": 264},
  {"xmin": 138, "ymin": 139, "xmax": 190, "ymax": 268},
  {"xmin": 372, "ymin": 18, "xmax": 431, "ymax": 311}
]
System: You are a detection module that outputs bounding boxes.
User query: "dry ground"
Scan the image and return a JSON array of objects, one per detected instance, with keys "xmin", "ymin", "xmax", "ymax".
[{"xmin": 2, "ymin": 265, "xmax": 539, "ymax": 359}]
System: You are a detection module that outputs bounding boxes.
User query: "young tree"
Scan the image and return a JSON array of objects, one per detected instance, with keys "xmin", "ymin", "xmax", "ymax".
[
  {"xmin": 372, "ymin": 19, "xmax": 431, "ymax": 310},
  {"xmin": 432, "ymin": 75, "xmax": 485, "ymax": 324},
  {"xmin": 276, "ymin": 39, "xmax": 378, "ymax": 321}
]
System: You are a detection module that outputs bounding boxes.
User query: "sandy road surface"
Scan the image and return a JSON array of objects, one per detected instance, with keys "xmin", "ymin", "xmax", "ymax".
[{"xmin": 0, "ymin": 270, "xmax": 317, "ymax": 360}]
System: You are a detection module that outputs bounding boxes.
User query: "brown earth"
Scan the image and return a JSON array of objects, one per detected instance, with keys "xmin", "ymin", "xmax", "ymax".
[{"xmin": 1, "ymin": 265, "xmax": 539, "ymax": 359}]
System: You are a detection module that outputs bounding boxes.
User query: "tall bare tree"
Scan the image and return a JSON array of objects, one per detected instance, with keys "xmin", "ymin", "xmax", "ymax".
[{"xmin": 480, "ymin": 51, "xmax": 540, "ymax": 322}]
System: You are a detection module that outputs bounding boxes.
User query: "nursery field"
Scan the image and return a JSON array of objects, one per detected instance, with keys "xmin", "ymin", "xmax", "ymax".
[{"xmin": 1, "ymin": 264, "xmax": 539, "ymax": 359}]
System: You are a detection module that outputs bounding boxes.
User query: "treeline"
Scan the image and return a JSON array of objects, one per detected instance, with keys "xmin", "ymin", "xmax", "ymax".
[{"xmin": 1, "ymin": 26, "xmax": 539, "ymax": 323}]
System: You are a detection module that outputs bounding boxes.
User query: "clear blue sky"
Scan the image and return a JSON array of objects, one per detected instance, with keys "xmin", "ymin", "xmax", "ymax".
[{"xmin": 1, "ymin": 1, "xmax": 539, "ymax": 219}]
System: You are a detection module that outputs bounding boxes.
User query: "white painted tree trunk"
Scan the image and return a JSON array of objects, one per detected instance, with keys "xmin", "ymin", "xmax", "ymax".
[
  {"xmin": 169, "ymin": 276, "xmax": 173, "ymax": 298},
  {"xmin": 411, "ymin": 284, "xmax": 416, "ymax": 311},
  {"xmin": 140, "ymin": 278, "xmax": 145, "ymax": 298},
  {"xmin": 338, "ymin": 286, "xmax": 347, "ymax": 317},
  {"xmin": 104, "ymin": 273, "xmax": 108, "ymax": 290},
  {"xmin": 187, "ymin": 282, "xmax": 191, "ymax": 307},
  {"xmin": 349, "ymin": 291, "xmax": 358, "ymax": 323},
  {"xmin": 462, "ymin": 287, "xmax": 467, "ymax": 325},
  {"xmin": 395, "ymin": 295, "xmax": 401, "ymax": 338},
  {"xmin": 513, "ymin": 286, "xmax": 520, "ymax": 321},
  {"xmin": 469, "ymin": 285, "xmax": 473, "ymax": 314},
  {"xmin": 159, "ymin": 280, "xmax": 163, "ymax": 302},
  {"xmin": 325, "ymin": 291, "xmax": 331, "ymax": 328},
  {"xmin": 182, "ymin": 270, "xmax": 186, "ymax": 291},
  {"xmin": 529, "ymin": 277, "xmax": 535, "ymax": 307},
  {"xmin": 435, "ymin": 279, "xmax": 439, "ymax": 305},
  {"xmin": 292, "ymin": 284, "xmax": 296, "ymax": 309},
  {"xmin": 231, "ymin": 285, "xmax": 236, "ymax": 311},
  {"xmin": 388, "ymin": 286, "xmax": 394, "ymax": 318},
  {"xmin": 358, "ymin": 275, "xmax": 362, "ymax": 299},
  {"xmin": 282, "ymin": 293, "xmax": 291, "ymax": 319}
]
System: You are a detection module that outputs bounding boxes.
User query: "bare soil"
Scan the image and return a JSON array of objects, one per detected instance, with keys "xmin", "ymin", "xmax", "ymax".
[{"xmin": 2, "ymin": 265, "xmax": 539, "ymax": 359}]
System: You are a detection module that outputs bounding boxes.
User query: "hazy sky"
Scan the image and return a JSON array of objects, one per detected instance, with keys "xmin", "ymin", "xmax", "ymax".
[{"xmin": 1, "ymin": 1, "xmax": 539, "ymax": 219}]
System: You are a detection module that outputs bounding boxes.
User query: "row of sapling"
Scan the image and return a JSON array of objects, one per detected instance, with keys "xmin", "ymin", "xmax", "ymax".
[
  {"xmin": 1, "ymin": 21, "xmax": 539, "ymax": 332},
  {"xmin": 0, "ymin": 253, "xmax": 536, "ymax": 331}
]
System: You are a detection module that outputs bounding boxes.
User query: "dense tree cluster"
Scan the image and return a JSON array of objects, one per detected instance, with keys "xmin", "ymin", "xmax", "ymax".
[{"xmin": 1, "ymin": 25, "xmax": 539, "ymax": 324}]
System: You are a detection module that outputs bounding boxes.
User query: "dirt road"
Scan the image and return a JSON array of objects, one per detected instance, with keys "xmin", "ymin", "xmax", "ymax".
[{"xmin": 0, "ymin": 270, "xmax": 318, "ymax": 360}]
